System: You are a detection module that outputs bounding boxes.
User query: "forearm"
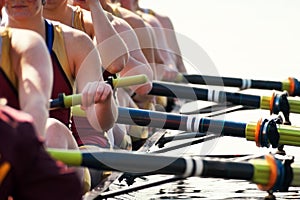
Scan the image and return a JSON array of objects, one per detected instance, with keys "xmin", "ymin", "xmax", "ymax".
[
  {"xmin": 89, "ymin": 2, "xmax": 128, "ymax": 72},
  {"xmin": 21, "ymin": 95, "xmax": 48, "ymax": 137},
  {"xmin": 120, "ymin": 56, "xmax": 153, "ymax": 95},
  {"xmin": 86, "ymin": 97, "xmax": 117, "ymax": 131}
]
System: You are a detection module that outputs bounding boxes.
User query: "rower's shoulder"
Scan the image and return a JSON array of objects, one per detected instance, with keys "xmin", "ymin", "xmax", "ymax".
[
  {"xmin": 116, "ymin": 7, "xmax": 147, "ymax": 28},
  {"xmin": 8, "ymin": 28, "xmax": 47, "ymax": 51},
  {"xmin": 110, "ymin": 15, "xmax": 133, "ymax": 32},
  {"xmin": 150, "ymin": 12, "xmax": 174, "ymax": 29},
  {"xmin": 138, "ymin": 12, "xmax": 162, "ymax": 28},
  {"xmin": 54, "ymin": 22, "xmax": 92, "ymax": 42}
]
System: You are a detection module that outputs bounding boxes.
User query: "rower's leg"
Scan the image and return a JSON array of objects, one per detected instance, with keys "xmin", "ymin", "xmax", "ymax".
[{"xmin": 45, "ymin": 118, "xmax": 86, "ymax": 192}]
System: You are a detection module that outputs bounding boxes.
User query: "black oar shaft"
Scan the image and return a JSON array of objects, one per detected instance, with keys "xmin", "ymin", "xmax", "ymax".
[
  {"xmin": 150, "ymin": 82, "xmax": 261, "ymax": 108},
  {"xmin": 182, "ymin": 74, "xmax": 283, "ymax": 91},
  {"xmin": 117, "ymin": 107, "xmax": 247, "ymax": 138},
  {"xmin": 51, "ymin": 149, "xmax": 254, "ymax": 180},
  {"xmin": 82, "ymin": 151, "xmax": 187, "ymax": 175},
  {"xmin": 49, "ymin": 149, "xmax": 300, "ymax": 192},
  {"xmin": 202, "ymin": 160, "xmax": 253, "ymax": 180}
]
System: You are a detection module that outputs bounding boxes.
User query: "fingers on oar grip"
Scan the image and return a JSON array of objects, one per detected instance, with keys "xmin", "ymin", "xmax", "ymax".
[
  {"xmin": 112, "ymin": 75, "xmax": 148, "ymax": 88},
  {"xmin": 64, "ymin": 94, "xmax": 82, "ymax": 108}
]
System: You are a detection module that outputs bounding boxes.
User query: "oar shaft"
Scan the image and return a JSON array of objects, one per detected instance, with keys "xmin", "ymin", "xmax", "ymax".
[
  {"xmin": 117, "ymin": 107, "xmax": 247, "ymax": 138},
  {"xmin": 48, "ymin": 149, "xmax": 300, "ymax": 189},
  {"xmin": 48, "ymin": 149, "xmax": 253, "ymax": 179},
  {"xmin": 150, "ymin": 81, "xmax": 261, "ymax": 108},
  {"xmin": 150, "ymin": 81, "xmax": 300, "ymax": 114},
  {"xmin": 179, "ymin": 74, "xmax": 300, "ymax": 96}
]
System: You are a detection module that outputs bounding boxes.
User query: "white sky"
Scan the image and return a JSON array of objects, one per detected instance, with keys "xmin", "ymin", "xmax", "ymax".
[{"xmin": 140, "ymin": 0, "xmax": 300, "ymax": 80}]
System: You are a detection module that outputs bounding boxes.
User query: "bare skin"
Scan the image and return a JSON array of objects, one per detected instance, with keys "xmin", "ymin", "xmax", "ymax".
[
  {"xmin": 44, "ymin": 0, "xmax": 128, "ymax": 75},
  {"xmin": 4, "ymin": 27, "xmax": 53, "ymax": 138},
  {"xmin": 44, "ymin": 0, "xmax": 153, "ymax": 95},
  {"xmin": 119, "ymin": 0, "xmax": 181, "ymax": 80},
  {"xmin": 5, "ymin": 0, "xmax": 118, "ymax": 187},
  {"xmin": 6, "ymin": 0, "xmax": 117, "ymax": 132},
  {"xmin": 146, "ymin": 11, "xmax": 187, "ymax": 73},
  {"xmin": 45, "ymin": 0, "xmax": 154, "ymax": 150}
]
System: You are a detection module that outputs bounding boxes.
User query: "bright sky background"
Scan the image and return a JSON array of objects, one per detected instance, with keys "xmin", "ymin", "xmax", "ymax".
[{"xmin": 140, "ymin": 0, "xmax": 300, "ymax": 81}]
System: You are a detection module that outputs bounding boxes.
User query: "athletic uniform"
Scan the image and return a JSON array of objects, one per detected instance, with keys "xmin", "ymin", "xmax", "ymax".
[
  {"xmin": 45, "ymin": 19, "xmax": 88, "ymax": 146},
  {"xmin": 0, "ymin": 28, "xmax": 20, "ymax": 110},
  {"xmin": 0, "ymin": 104, "xmax": 82, "ymax": 200}
]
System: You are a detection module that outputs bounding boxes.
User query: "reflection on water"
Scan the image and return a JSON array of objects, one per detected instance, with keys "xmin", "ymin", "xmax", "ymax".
[{"xmin": 108, "ymin": 175, "xmax": 299, "ymax": 199}]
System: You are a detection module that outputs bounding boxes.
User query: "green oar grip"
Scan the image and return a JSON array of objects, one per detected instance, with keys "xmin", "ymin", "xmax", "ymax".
[
  {"xmin": 47, "ymin": 148, "xmax": 82, "ymax": 166},
  {"xmin": 174, "ymin": 73, "xmax": 184, "ymax": 82},
  {"xmin": 64, "ymin": 94, "xmax": 82, "ymax": 108},
  {"xmin": 112, "ymin": 74, "xmax": 148, "ymax": 88}
]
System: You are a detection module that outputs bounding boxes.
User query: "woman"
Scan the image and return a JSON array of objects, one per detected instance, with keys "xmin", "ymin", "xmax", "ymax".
[{"xmin": 4, "ymin": 0, "xmax": 118, "ymax": 191}]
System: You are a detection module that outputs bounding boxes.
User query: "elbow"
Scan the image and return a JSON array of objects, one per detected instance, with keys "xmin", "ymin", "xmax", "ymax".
[
  {"xmin": 105, "ymin": 53, "xmax": 129, "ymax": 74},
  {"xmin": 132, "ymin": 82, "xmax": 152, "ymax": 95}
]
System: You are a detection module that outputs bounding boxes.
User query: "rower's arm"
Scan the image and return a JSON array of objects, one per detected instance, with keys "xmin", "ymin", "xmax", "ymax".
[
  {"xmin": 68, "ymin": 28, "xmax": 117, "ymax": 131},
  {"xmin": 87, "ymin": 0, "xmax": 129, "ymax": 74},
  {"xmin": 14, "ymin": 29, "xmax": 53, "ymax": 137}
]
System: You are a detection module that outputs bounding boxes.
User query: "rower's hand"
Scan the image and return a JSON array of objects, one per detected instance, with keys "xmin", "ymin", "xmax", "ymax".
[
  {"xmin": 161, "ymin": 67, "xmax": 179, "ymax": 82},
  {"xmin": 80, "ymin": 81, "xmax": 112, "ymax": 110}
]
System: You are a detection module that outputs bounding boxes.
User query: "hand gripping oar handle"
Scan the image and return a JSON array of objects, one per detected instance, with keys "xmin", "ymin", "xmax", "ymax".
[
  {"xmin": 49, "ymin": 74, "xmax": 148, "ymax": 109},
  {"xmin": 47, "ymin": 148, "xmax": 300, "ymax": 192},
  {"xmin": 175, "ymin": 74, "xmax": 300, "ymax": 96}
]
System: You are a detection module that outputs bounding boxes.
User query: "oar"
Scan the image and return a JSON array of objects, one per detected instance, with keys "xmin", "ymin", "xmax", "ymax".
[
  {"xmin": 50, "ymin": 74, "xmax": 148, "ymax": 109},
  {"xmin": 175, "ymin": 74, "xmax": 300, "ymax": 97},
  {"xmin": 117, "ymin": 107, "xmax": 300, "ymax": 148},
  {"xmin": 96, "ymin": 154, "xmax": 266, "ymax": 199},
  {"xmin": 47, "ymin": 148, "xmax": 300, "ymax": 193},
  {"xmin": 49, "ymin": 92, "xmax": 300, "ymax": 148},
  {"xmin": 149, "ymin": 81, "xmax": 299, "ymax": 123}
]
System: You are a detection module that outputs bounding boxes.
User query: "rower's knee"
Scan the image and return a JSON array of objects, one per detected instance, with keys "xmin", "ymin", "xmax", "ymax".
[{"xmin": 45, "ymin": 118, "xmax": 77, "ymax": 149}]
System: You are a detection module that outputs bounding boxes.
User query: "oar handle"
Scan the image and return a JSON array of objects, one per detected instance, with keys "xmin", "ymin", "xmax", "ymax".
[
  {"xmin": 110, "ymin": 74, "xmax": 148, "ymax": 88},
  {"xmin": 49, "ymin": 75, "xmax": 148, "ymax": 109}
]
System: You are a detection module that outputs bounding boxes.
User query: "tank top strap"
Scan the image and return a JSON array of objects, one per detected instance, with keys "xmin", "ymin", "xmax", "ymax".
[
  {"xmin": 47, "ymin": 21, "xmax": 74, "ymax": 87},
  {"xmin": 110, "ymin": 4, "xmax": 122, "ymax": 18},
  {"xmin": 45, "ymin": 19, "xmax": 54, "ymax": 53},
  {"xmin": 0, "ymin": 27, "xmax": 17, "ymax": 90},
  {"xmin": 72, "ymin": 6, "xmax": 86, "ymax": 32}
]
